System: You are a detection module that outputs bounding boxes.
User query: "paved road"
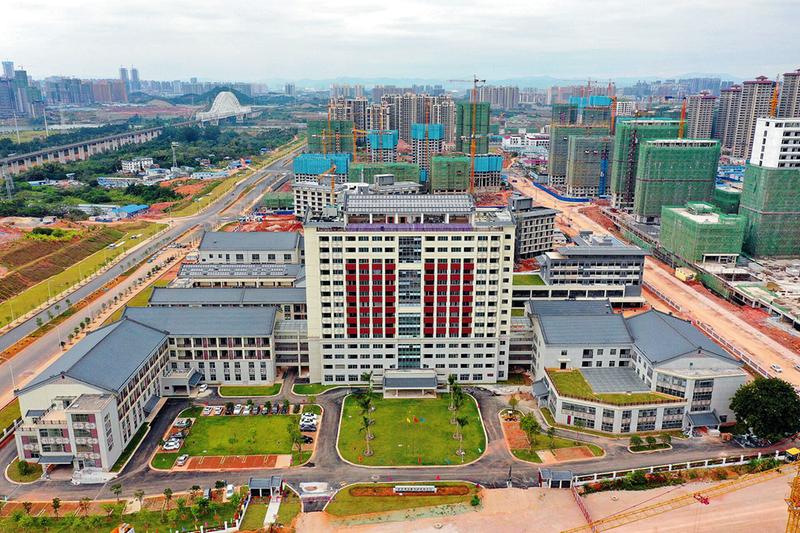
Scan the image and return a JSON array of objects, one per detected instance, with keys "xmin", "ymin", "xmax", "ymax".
[
  {"xmin": 507, "ymin": 171, "xmax": 800, "ymax": 387},
  {"xmin": 0, "ymin": 148, "xmax": 300, "ymax": 404},
  {"xmin": 0, "ymin": 381, "xmax": 786, "ymax": 503}
]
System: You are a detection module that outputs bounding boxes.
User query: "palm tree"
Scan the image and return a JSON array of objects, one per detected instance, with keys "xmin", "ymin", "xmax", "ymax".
[
  {"xmin": 111, "ymin": 482, "xmax": 122, "ymax": 503},
  {"xmin": 163, "ymin": 488, "xmax": 173, "ymax": 511},
  {"xmin": 573, "ymin": 418, "xmax": 585, "ymax": 443},
  {"xmin": 451, "ymin": 387, "xmax": 465, "ymax": 425},
  {"xmin": 22, "ymin": 502, "xmax": 32, "ymax": 515},
  {"xmin": 189, "ymin": 485, "xmax": 201, "ymax": 502},
  {"xmin": 51, "ymin": 497, "xmax": 61, "ymax": 518},
  {"xmin": 447, "ymin": 374, "xmax": 457, "ymax": 411},
  {"xmin": 361, "ymin": 371, "xmax": 374, "ymax": 395},
  {"xmin": 359, "ymin": 416, "xmax": 374, "ymax": 456},
  {"xmin": 455, "ymin": 416, "xmax": 469, "ymax": 460},
  {"xmin": 78, "ymin": 497, "xmax": 91, "ymax": 517},
  {"xmin": 508, "ymin": 395, "xmax": 520, "ymax": 412},
  {"xmin": 134, "ymin": 490, "xmax": 145, "ymax": 510}
]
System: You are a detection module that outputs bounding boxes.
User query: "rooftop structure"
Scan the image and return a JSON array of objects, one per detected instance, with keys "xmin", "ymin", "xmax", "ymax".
[
  {"xmin": 197, "ymin": 231, "xmax": 303, "ymax": 264},
  {"xmin": 660, "ymin": 203, "xmax": 745, "ymax": 263},
  {"xmin": 123, "ymin": 306, "xmax": 278, "ymax": 337},
  {"xmin": 177, "ymin": 262, "xmax": 304, "ymax": 288},
  {"xmin": 149, "ymin": 287, "xmax": 306, "ymax": 306}
]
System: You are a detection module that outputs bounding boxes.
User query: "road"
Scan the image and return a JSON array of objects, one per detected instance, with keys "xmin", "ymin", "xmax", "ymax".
[
  {"xmin": 507, "ymin": 172, "xmax": 800, "ymax": 387},
  {"xmin": 0, "ymin": 380, "xmax": 787, "ymax": 503},
  {"xmin": 0, "ymin": 147, "xmax": 300, "ymax": 405}
]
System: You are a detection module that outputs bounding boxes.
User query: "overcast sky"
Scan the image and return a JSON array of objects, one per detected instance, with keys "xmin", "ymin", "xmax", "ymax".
[{"xmin": 3, "ymin": 0, "xmax": 798, "ymax": 84}]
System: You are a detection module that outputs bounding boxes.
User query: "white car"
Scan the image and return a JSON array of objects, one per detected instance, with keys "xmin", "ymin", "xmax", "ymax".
[
  {"xmin": 198, "ymin": 384, "xmax": 208, "ymax": 393},
  {"xmin": 163, "ymin": 440, "xmax": 181, "ymax": 451},
  {"xmin": 175, "ymin": 454, "xmax": 189, "ymax": 466},
  {"xmin": 225, "ymin": 484, "xmax": 235, "ymax": 499},
  {"xmin": 202, "ymin": 406, "xmax": 212, "ymax": 416},
  {"xmin": 771, "ymin": 364, "xmax": 783, "ymax": 373},
  {"xmin": 233, "ymin": 404, "xmax": 243, "ymax": 415},
  {"xmin": 242, "ymin": 405, "xmax": 251, "ymax": 416},
  {"xmin": 213, "ymin": 406, "xmax": 223, "ymax": 416}
]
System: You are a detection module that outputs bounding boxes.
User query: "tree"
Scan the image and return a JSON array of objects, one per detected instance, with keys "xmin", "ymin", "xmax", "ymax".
[
  {"xmin": 629, "ymin": 435, "xmax": 644, "ymax": 448},
  {"xmin": 287, "ymin": 420, "xmax": 303, "ymax": 460},
  {"xmin": 22, "ymin": 502, "xmax": 32, "ymax": 515},
  {"xmin": 455, "ymin": 416, "xmax": 469, "ymax": 459},
  {"xmin": 133, "ymin": 490, "xmax": 145, "ymax": 510},
  {"xmin": 573, "ymin": 418, "xmax": 585, "ymax": 443},
  {"xmin": 451, "ymin": 387, "xmax": 465, "ymax": 425},
  {"xmin": 214, "ymin": 480, "xmax": 226, "ymax": 490},
  {"xmin": 163, "ymin": 488, "xmax": 173, "ymax": 511},
  {"xmin": 35, "ymin": 317, "xmax": 43, "ymax": 328},
  {"xmin": 359, "ymin": 416, "xmax": 374, "ymax": 456},
  {"xmin": 519, "ymin": 413, "xmax": 541, "ymax": 450},
  {"xmin": 189, "ymin": 485, "xmax": 201, "ymax": 502},
  {"xmin": 509, "ymin": 395, "xmax": 520, "ymax": 412},
  {"xmin": 660, "ymin": 433, "xmax": 672, "ymax": 446},
  {"xmin": 361, "ymin": 371, "xmax": 374, "ymax": 395},
  {"xmin": 283, "ymin": 399, "xmax": 290, "ymax": 412},
  {"xmin": 78, "ymin": 497, "xmax": 91, "ymax": 517},
  {"xmin": 196, "ymin": 497, "xmax": 210, "ymax": 515},
  {"xmin": 730, "ymin": 377, "xmax": 800, "ymax": 441},
  {"xmin": 265, "ymin": 400, "xmax": 272, "ymax": 413},
  {"xmin": 546, "ymin": 427, "xmax": 556, "ymax": 449},
  {"xmin": 51, "ymin": 497, "xmax": 61, "ymax": 518},
  {"xmin": 448, "ymin": 378, "xmax": 459, "ymax": 412},
  {"xmin": 111, "ymin": 482, "xmax": 122, "ymax": 503},
  {"xmin": 645, "ymin": 435, "xmax": 657, "ymax": 448}
]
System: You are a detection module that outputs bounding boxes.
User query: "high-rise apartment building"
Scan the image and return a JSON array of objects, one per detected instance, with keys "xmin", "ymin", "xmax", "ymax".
[
  {"xmin": 477, "ymin": 86, "xmax": 520, "ymax": 110},
  {"xmin": 749, "ymin": 117, "xmax": 800, "ymax": 168},
  {"xmin": 303, "ymin": 194, "xmax": 516, "ymax": 385},
  {"xmin": 330, "ymin": 84, "xmax": 364, "ymax": 99},
  {"xmin": 1, "ymin": 61, "xmax": 13, "ymax": 79},
  {"xmin": 778, "ymin": 69, "xmax": 800, "ymax": 118},
  {"xmin": 365, "ymin": 130, "xmax": 399, "ymax": 163},
  {"xmin": 285, "ymin": 83, "xmax": 296, "ymax": 96},
  {"xmin": 731, "ymin": 76, "xmax": 776, "ymax": 159},
  {"xmin": 715, "ymin": 85, "xmax": 742, "ymax": 149},
  {"xmin": 455, "ymin": 101, "xmax": 490, "ymax": 154},
  {"xmin": 685, "ymin": 93, "xmax": 716, "ymax": 139},
  {"xmin": 130, "ymin": 67, "xmax": 140, "ymax": 92},
  {"xmin": 119, "ymin": 67, "xmax": 129, "ymax": 92},
  {"xmin": 380, "ymin": 94, "xmax": 455, "ymax": 144},
  {"xmin": 411, "ymin": 123, "xmax": 444, "ymax": 179}
]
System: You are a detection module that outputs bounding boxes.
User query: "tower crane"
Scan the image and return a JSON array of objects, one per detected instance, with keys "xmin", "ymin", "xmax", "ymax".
[
  {"xmin": 678, "ymin": 97, "xmax": 687, "ymax": 139},
  {"xmin": 448, "ymin": 75, "xmax": 486, "ymax": 195},
  {"xmin": 771, "ymin": 74, "xmax": 781, "ymax": 117}
]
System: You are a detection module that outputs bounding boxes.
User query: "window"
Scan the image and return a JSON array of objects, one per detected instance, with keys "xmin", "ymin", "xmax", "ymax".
[{"xmin": 398, "ymin": 270, "xmax": 421, "ymax": 305}]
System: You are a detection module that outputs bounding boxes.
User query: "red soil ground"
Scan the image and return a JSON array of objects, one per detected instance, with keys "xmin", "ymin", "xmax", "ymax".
[
  {"xmin": 475, "ymin": 190, "xmax": 513, "ymax": 207},
  {"xmin": 234, "ymin": 215, "xmax": 303, "ymax": 233},
  {"xmin": 553, "ymin": 446, "xmax": 595, "ymax": 461},
  {"xmin": 186, "ymin": 454, "xmax": 278, "ymax": 471},
  {"xmin": 501, "ymin": 419, "xmax": 531, "ymax": 450}
]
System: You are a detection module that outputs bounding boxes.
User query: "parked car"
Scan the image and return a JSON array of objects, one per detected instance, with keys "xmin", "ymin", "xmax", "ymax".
[
  {"xmin": 261, "ymin": 404, "xmax": 269, "ymax": 415},
  {"xmin": 175, "ymin": 454, "xmax": 189, "ymax": 466},
  {"xmin": 300, "ymin": 424, "xmax": 317, "ymax": 432},
  {"xmin": 302, "ymin": 435, "xmax": 314, "ymax": 444},
  {"xmin": 272, "ymin": 405, "xmax": 279, "ymax": 414},
  {"xmin": 202, "ymin": 406, "xmax": 212, "ymax": 416},
  {"xmin": 173, "ymin": 419, "xmax": 191, "ymax": 428},
  {"xmin": 251, "ymin": 406, "xmax": 260, "ymax": 415},
  {"xmin": 163, "ymin": 440, "xmax": 181, "ymax": 451},
  {"xmin": 198, "ymin": 384, "xmax": 209, "ymax": 393},
  {"xmin": 772, "ymin": 364, "xmax": 783, "ymax": 373},
  {"xmin": 171, "ymin": 430, "xmax": 188, "ymax": 440},
  {"xmin": 233, "ymin": 404, "xmax": 243, "ymax": 415},
  {"xmin": 225, "ymin": 484, "xmax": 235, "ymax": 499},
  {"xmin": 213, "ymin": 406, "xmax": 224, "ymax": 416},
  {"xmin": 243, "ymin": 405, "xmax": 251, "ymax": 416}
]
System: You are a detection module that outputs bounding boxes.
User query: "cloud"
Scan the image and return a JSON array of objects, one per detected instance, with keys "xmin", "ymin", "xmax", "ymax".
[{"xmin": 1, "ymin": 0, "xmax": 798, "ymax": 82}]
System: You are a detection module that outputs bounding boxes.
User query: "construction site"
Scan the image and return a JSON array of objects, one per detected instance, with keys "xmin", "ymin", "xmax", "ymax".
[
  {"xmin": 548, "ymin": 124, "xmax": 610, "ymax": 187},
  {"xmin": 565, "ymin": 135, "xmax": 613, "ymax": 197},
  {"xmin": 659, "ymin": 203, "xmax": 746, "ymax": 263},
  {"xmin": 739, "ymin": 164, "xmax": 800, "ymax": 257},
  {"xmin": 632, "ymin": 139, "xmax": 721, "ymax": 223}
]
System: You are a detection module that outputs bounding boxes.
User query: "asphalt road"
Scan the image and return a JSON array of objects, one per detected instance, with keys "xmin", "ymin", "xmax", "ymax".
[
  {"xmin": 0, "ymin": 380, "xmax": 787, "ymax": 503},
  {"xmin": 0, "ymin": 149, "xmax": 299, "ymax": 404}
]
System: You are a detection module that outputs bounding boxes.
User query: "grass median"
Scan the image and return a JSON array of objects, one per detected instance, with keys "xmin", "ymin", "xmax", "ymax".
[
  {"xmin": 218, "ymin": 383, "xmax": 282, "ymax": 397},
  {"xmin": 326, "ymin": 482, "xmax": 478, "ymax": 517},
  {"xmin": 181, "ymin": 414, "xmax": 298, "ymax": 456}
]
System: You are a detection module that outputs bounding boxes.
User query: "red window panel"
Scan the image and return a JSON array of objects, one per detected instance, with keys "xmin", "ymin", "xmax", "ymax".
[
  {"xmin": 360, "ymin": 327, "xmax": 371, "ymax": 335},
  {"xmin": 345, "ymin": 274, "xmax": 357, "ymax": 282},
  {"xmin": 462, "ymin": 327, "xmax": 472, "ymax": 335},
  {"xmin": 424, "ymin": 274, "xmax": 435, "ymax": 282},
  {"xmin": 347, "ymin": 317, "xmax": 358, "ymax": 325},
  {"xmin": 450, "ymin": 263, "xmax": 462, "ymax": 270},
  {"xmin": 437, "ymin": 274, "xmax": 448, "ymax": 282},
  {"xmin": 346, "ymin": 263, "xmax": 357, "ymax": 271},
  {"xmin": 463, "ymin": 262, "xmax": 475, "ymax": 271},
  {"xmin": 424, "ymin": 327, "xmax": 434, "ymax": 335},
  {"xmin": 449, "ymin": 327, "xmax": 460, "ymax": 335},
  {"xmin": 449, "ymin": 296, "xmax": 460, "ymax": 303},
  {"xmin": 449, "ymin": 306, "xmax": 460, "ymax": 314},
  {"xmin": 385, "ymin": 263, "xmax": 396, "ymax": 271},
  {"xmin": 385, "ymin": 328, "xmax": 395, "ymax": 336},
  {"xmin": 462, "ymin": 306, "xmax": 473, "ymax": 315},
  {"xmin": 385, "ymin": 306, "xmax": 396, "ymax": 315},
  {"xmin": 449, "ymin": 316, "xmax": 460, "ymax": 323},
  {"xmin": 463, "ymin": 274, "xmax": 474, "ymax": 282},
  {"xmin": 386, "ymin": 295, "xmax": 397, "ymax": 304},
  {"xmin": 424, "ymin": 306, "xmax": 434, "ymax": 313},
  {"xmin": 424, "ymin": 295, "xmax": 435, "ymax": 304},
  {"xmin": 436, "ymin": 327, "xmax": 447, "ymax": 335},
  {"xmin": 360, "ymin": 296, "xmax": 370, "ymax": 303},
  {"xmin": 462, "ymin": 295, "xmax": 473, "ymax": 304},
  {"xmin": 385, "ymin": 275, "xmax": 396, "ymax": 283},
  {"xmin": 347, "ymin": 327, "xmax": 358, "ymax": 335},
  {"xmin": 346, "ymin": 296, "xmax": 357, "ymax": 303}
]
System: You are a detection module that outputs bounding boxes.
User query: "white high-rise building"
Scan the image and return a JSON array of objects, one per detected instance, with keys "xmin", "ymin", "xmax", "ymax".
[
  {"xmin": 303, "ymin": 194, "xmax": 516, "ymax": 385},
  {"xmin": 715, "ymin": 85, "xmax": 741, "ymax": 150},
  {"xmin": 750, "ymin": 117, "xmax": 800, "ymax": 168}
]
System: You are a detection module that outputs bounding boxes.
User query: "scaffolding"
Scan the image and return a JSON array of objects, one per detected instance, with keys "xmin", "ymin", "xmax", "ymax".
[
  {"xmin": 632, "ymin": 139, "xmax": 720, "ymax": 222},
  {"xmin": 307, "ymin": 119, "xmax": 355, "ymax": 154},
  {"xmin": 548, "ymin": 125, "xmax": 609, "ymax": 185},
  {"xmin": 430, "ymin": 155, "xmax": 470, "ymax": 192},
  {"xmin": 713, "ymin": 186, "xmax": 741, "ymax": 214},
  {"xmin": 347, "ymin": 162, "xmax": 420, "ymax": 184},
  {"xmin": 739, "ymin": 164, "xmax": 800, "ymax": 257},
  {"xmin": 565, "ymin": 135, "xmax": 614, "ymax": 196},
  {"xmin": 660, "ymin": 203, "xmax": 745, "ymax": 262},
  {"xmin": 609, "ymin": 119, "xmax": 680, "ymax": 210},
  {"xmin": 455, "ymin": 101, "xmax": 490, "ymax": 154}
]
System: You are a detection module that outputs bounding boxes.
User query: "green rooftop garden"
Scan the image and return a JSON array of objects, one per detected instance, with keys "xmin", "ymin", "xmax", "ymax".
[
  {"xmin": 546, "ymin": 369, "xmax": 681, "ymax": 406},
  {"xmin": 513, "ymin": 273, "xmax": 545, "ymax": 286}
]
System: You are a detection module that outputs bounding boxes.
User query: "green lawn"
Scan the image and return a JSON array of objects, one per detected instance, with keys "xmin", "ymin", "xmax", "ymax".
[
  {"xmin": 302, "ymin": 404, "xmax": 322, "ymax": 415},
  {"xmin": 105, "ymin": 278, "xmax": 170, "ymax": 324},
  {"xmin": 111, "ymin": 422, "xmax": 149, "ymax": 472},
  {"xmin": 546, "ymin": 369, "xmax": 680, "ymax": 405},
  {"xmin": 240, "ymin": 503, "xmax": 267, "ymax": 530},
  {"xmin": 181, "ymin": 414, "xmax": 298, "ymax": 456},
  {"xmin": 513, "ymin": 273, "xmax": 545, "ymax": 285},
  {"xmin": 0, "ymin": 398, "xmax": 21, "ymax": 431},
  {"xmin": 292, "ymin": 383, "xmax": 341, "ymax": 395},
  {"xmin": 7, "ymin": 458, "xmax": 42, "ymax": 483},
  {"xmin": 276, "ymin": 492, "xmax": 301, "ymax": 527},
  {"xmin": 180, "ymin": 406, "xmax": 203, "ymax": 418},
  {"xmin": 511, "ymin": 308, "xmax": 525, "ymax": 316},
  {"xmin": 326, "ymin": 482, "xmax": 478, "ymax": 517},
  {"xmin": 0, "ymin": 222, "xmax": 165, "ymax": 327},
  {"xmin": 630, "ymin": 443, "xmax": 671, "ymax": 452},
  {"xmin": 218, "ymin": 383, "xmax": 282, "ymax": 397},
  {"xmin": 151, "ymin": 452, "xmax": 179, "ymax": 470},
  {"xmin": 510, "ymin": 434, "xmax": 604, "ymax": 463},
  {"xmin": 338, "ymin": 394, "xmax": 486, "ymax": 466}
]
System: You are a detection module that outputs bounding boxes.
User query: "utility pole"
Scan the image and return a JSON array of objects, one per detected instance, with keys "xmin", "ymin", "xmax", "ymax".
[{"xmin": 171, "ymin": 142, "xmax": 179, "ymax": 169}]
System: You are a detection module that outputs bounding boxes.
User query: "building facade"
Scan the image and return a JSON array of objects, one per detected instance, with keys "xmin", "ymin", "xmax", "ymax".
[
  {"xmin": 508, "ymin": 195, "xmax": 557, "ymax": 259},
  {"xmin": 686, "ymin": 93, "xmax": 716, "ymax": 139}
]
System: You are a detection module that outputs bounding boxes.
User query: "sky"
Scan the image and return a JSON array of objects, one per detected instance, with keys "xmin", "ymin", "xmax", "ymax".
[{"xmin": 2, "ymin": 0, "xmax": 799, "ymax": 85}]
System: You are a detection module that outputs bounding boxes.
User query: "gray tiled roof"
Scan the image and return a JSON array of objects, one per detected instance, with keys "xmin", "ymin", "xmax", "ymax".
[
  {"xmin": 626, "ymin": 310, "xmax": 735, "ymax": 365},
  {"xmin": 538, "ymin": 314, "xmax": 632, "ymax": 345},
  {"xmin": 528, "ymin": 299, "xmax": 615, "ymax": 317},
  {"xmin": 149, "ymin": 287, "xmax": 306, "ymax": 305},
  {"xmin": 199, "ymin": 231, "xmax": 301, "ymax": 252},
  {"xmin": 20, "ymin": 319, "xmax": 168, "ymax": 394},
  {"xmin": 383, "ymin": 375, "xmax": 439, "ymax": 389},
  {"xmin": 124, "ymin": 306, "xmax": 277, "ymax": 336}
]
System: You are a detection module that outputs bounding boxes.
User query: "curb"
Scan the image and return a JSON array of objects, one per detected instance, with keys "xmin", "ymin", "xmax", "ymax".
[
  {"xmin": 627, "ymin": 443, "xmax": 673, "ymax": 454},
  {"xmin": 4, "ymin": 461, "xmax": 41, "ymax": 485}
]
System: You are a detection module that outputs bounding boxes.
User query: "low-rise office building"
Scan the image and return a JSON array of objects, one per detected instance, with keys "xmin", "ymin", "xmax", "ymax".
[
  {"xmin": 525, "ymin": 300, "xmax": 747, "ymax": 433},
  {"xmin": 508, "ymin": 195, "xmax": 558, "ymax": 259},
  {"xmin": 149, "ymin": 287, "xmax": 307, "ymax": 319},
  {"xmin": 176, "ymin": 263, "xmax": 305, "ymax": 288},
  {"xmin": 198, "ymin": 232, "xmax": 303, "ymax": 264}
]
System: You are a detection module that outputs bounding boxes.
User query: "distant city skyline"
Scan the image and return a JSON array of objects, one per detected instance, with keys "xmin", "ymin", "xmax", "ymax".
[{"xmin": 2, "ymin": 0, "xmax": 798, "ymax": 83}]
